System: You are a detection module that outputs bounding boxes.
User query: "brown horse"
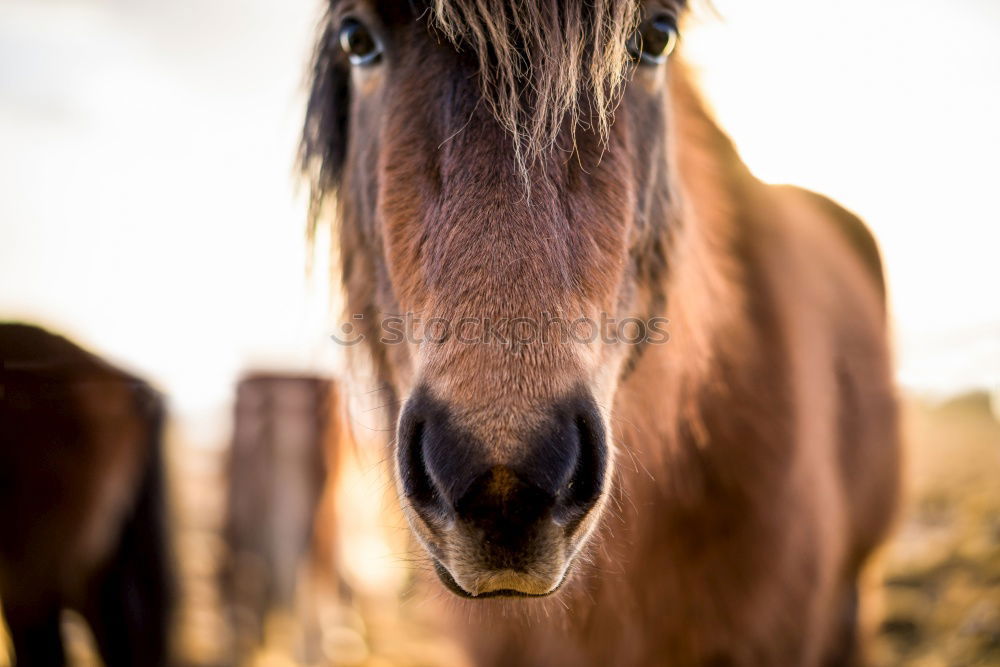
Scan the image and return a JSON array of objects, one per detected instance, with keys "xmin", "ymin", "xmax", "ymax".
[
  {"xmin": 301, "ymin": 1, "xmax": 900, "ymax": 664},
  {"xmin": 0, "ymin": 324, "xmax": 174, "ymax": 666},
  {"xmin": 221, "ymin": 373, "xmax": 340, "ymax": 661}
]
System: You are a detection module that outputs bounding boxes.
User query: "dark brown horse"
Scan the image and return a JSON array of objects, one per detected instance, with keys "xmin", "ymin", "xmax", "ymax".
[
  {"xmin": 0, "ymin": 324, "xmax": 174, "ymax": 666},
  {"xmin": 302, "ymin": 1, "xmax": 900, "ymax": 664}
]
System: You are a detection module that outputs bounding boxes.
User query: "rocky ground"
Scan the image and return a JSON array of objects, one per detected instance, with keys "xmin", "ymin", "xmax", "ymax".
[{"xmin": 873, "ymin": 393, "xmax": 1000, "ymax": 666}]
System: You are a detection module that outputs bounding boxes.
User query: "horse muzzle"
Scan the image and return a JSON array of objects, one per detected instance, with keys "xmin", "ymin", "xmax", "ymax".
[{"xmin": 395, "ymin": 386, "xmax": 609, "ymax": 598}]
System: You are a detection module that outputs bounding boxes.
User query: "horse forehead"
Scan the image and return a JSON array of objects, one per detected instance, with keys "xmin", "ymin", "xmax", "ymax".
[{"xmin": 342, "ymin": 0, "xmax": 686, "ymax": 26}]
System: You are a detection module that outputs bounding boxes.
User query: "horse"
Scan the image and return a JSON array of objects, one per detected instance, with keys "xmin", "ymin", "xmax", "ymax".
[
  {"xmin": 221, "ymin": 373, "xmax": 343, "ymax": 661},
  {"xmin": 0, "ymin": 323, "xmax": 174, "ymax": 666},
  {"xmin": 300, "ymin": 1, "xmax": 901, "ymax": 664}
]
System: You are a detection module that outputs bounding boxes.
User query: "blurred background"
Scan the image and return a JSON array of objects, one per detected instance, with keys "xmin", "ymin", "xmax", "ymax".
[{"xmin": 1, "ymin": 0, "xmax": 997, "ymax": 665}]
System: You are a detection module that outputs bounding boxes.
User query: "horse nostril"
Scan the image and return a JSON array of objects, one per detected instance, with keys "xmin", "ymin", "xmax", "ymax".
[
  {"xmin": 557, "ymin": 411, "xmax": 608, "ymax": 522},
  {"xmin": 397, "ymin": 413, "xmax": 440, "ymax": 510},
  {"xmin": 397, "ymin": 390, "xmax": 608, "ymax": 532}
]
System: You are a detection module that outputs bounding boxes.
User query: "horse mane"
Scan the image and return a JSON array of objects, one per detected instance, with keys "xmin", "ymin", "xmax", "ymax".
[
  {"xmin": 430, "ymin": 0, "xmax": 641, "ymax": 175},
  {"xmin": 300, "ymin": 0, "xmax": 647, "ymax": 240}
]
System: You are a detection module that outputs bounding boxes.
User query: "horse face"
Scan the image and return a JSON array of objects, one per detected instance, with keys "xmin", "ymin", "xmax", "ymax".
[{"xmin": 308, "ymin": 1, "xmax": 679, "ymax": 597}]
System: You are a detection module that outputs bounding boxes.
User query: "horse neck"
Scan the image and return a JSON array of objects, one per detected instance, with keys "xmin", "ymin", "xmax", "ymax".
[{"xmin": 613, "ymin": 63, "xmax": 758, "ymax": 509}]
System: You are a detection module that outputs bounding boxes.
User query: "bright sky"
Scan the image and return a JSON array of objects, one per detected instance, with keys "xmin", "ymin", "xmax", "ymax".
[
  {"xmin": 1, "ymin": 0, "xmax": 997, "ymax": 421},
  {"xmin": 685, "ymin": 0, "xmax": 1000, "ymax": 395}
]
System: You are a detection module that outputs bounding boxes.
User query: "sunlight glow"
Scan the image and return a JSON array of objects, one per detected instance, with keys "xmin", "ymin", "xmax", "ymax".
[
  {"xmin": 684, "ymin": 0, "xmax": 1000, "ymax": 394},
  {"xmin": 0, "ymin": 0, "xmax": 996, "ymax": 423}
]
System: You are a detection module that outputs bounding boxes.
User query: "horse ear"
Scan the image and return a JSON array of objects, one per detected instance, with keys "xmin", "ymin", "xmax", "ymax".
[{"xmin": 301, "ymin": 19, "xmax": 350, "ymax": 194}]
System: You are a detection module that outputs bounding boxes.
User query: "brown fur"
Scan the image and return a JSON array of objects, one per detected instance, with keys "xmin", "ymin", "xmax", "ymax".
[
  {"xmin": 221, "ymin": 374, "xmax": 333, "ymax": 660},
  {"xmin": 430, "ymin": 0, "xmax": 641, "ymax": 179},
  {"xmin": 302, "ymin": 1, "xmax": 900, "ymax": 664},
  {"xmin": 0, "ymin": 323, "xmax": 174, "ymax": 666}
]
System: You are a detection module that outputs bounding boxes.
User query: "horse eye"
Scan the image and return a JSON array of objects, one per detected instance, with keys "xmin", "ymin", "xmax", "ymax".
[
  {"xmin": 627, "ymin": 15, "xmax": 679, "ymax": 66},
  {"xmin": 338, "ymin": 18, "xmax": 383, "ymax": 66}
]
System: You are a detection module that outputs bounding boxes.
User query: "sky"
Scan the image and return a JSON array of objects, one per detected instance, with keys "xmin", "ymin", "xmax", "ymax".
[{"xmin": 1, "ymin": 0, "xmax": 997, "ymax": 423}]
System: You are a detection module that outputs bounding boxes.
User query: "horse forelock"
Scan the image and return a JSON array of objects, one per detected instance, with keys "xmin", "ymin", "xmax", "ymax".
[{"xmin": 429, "ymin": 0, "xmax": 642, "ymax": 175}]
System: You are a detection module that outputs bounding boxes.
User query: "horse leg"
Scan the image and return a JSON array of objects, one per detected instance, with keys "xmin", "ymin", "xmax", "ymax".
[
  {"xmin": 83, "ymin": 553, "xmax": 173, "ymax": 667},
  {"xmin": 82, "ymin": 420, "xmax": 174, "ymax": 667},
  {"xmin": 824, "ymin": 580, "xmax": 862, "ymax": 667},
  {"xmin": 4, "ymin": 602, "xmax": 66, "ymax": 667}
]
